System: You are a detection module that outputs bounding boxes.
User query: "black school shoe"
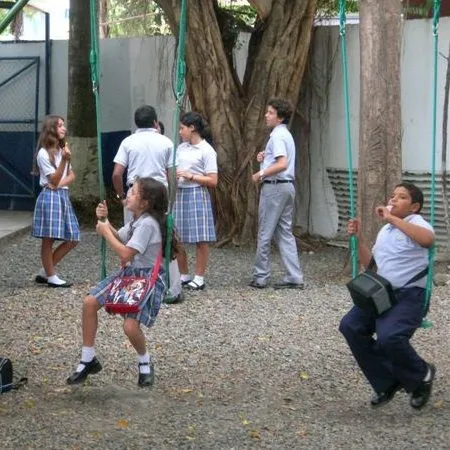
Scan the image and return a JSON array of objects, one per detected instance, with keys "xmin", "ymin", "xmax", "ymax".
[
  {"xmin": 66, "ymin": 357, "xmax": 103, "ymax": 385},
  {"xmin": 35, "ymin": 275, "xmax": 47, "ymax": 284},
  {"xmin": 184, "ymin": 280, "xmax": 205, "ymax": 291},
  {"xmin": 410, "ymin": 363, "xmax": 436, "ymax": 409},
  {"xmin": 47, "ymin": 281, "xmax": 73, "ymax": 288},
  {"xmin": 273, "ymin": 281, "xmax": 305, "ymax": 290},
  {"xmin": 370, "ymin": 382, "xmax": 402, "ymax": 407},
  {"xmin": 248, "ymin": 280, "xmax": 267, "ymax": 289},
  {"xmin": 138, "ymin": 361, "xmax": 155, "ymax": 387}
]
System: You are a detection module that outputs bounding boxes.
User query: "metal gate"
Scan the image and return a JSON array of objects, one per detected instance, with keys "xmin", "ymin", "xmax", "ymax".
[{"xmin": 0, "ymin": 56, "xmax": 40, "ymax": 210}]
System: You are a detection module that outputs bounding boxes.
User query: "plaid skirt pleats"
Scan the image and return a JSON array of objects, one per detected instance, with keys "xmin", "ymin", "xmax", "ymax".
[
  {"xmin": 90, "ymin": 266, "xmax": 166, "ymax": 328},
  {"xmin": 173, "ymin": 186, "xmax": 216, "ymax": 243},
  {"xmin": 32, "ymin": 188, "xmax": 80, "ymax": 241}
]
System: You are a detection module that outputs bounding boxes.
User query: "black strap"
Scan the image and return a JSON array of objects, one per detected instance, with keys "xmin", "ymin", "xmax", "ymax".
[{"xmin": 366, "ymin": 257, "xmax": 428, "ymax": 287}]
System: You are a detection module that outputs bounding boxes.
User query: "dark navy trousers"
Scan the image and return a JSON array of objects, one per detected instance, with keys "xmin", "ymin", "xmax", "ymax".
[{"xmin": 339, "ymin": 287, "xmax": 428, "ymax": 393}]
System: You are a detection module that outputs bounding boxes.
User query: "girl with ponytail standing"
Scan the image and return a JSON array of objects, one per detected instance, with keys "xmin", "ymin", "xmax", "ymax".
[{"xmin": 172, "ymin": 112, "xmax": 217, "ymax": 291}]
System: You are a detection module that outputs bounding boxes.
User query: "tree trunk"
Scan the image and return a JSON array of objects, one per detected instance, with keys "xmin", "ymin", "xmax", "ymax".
[
  {"xmin": 67, "ymin": 0, "xmax": 99, "ymax": 206},
  {"xmin": 156, "ymin": 0, "xmax": 317, "ymax": 244},
  {"xmin": 99, "ymin": 0, "xmax": 110, "ymax": 38},
  {"xmin": 358, "ymin": 0, "xmax": 402, "ymax": 247}
]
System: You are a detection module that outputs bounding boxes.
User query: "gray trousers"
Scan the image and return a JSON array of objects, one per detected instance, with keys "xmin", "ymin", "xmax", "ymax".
[{"xmin": 252, "ymin": 183, "xmax": 303, "ymax": 284}]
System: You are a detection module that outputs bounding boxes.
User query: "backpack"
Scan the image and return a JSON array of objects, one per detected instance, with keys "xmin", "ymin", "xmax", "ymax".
[{"xmin": 0, "ymin": 357, "xmax": 27, "ymax": 393}]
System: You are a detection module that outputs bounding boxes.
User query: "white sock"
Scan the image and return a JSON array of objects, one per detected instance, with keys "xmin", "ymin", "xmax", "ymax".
[
  {"xmin": 180, "ymin": 274, "xmax": 191, "ymax": 282},
  {"xmin": 76, "ymin": 346, "xmax": 95, "ymax": 372},
  {"xmin": 138, "ymin": 353, "xmax": 151, "ymax": 374},
  {"xmin": 192, "ymin": 275, "xmax": 204, "ymax": 286},
  {"xmin": 38, "ymin": 268, "xmax": 47, "ymax": 278},
  {"xmin": 423, "ymin": 366, "xmax": 432, "ymax": 382},
  {"xmin": 47, "ymin": 274, "xmax": 66, "ymax": 285}
]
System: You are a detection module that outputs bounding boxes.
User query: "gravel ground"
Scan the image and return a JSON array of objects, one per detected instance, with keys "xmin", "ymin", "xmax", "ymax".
[{"xmin": 0, "ymin": 229, "xmax": 449, "ymax": 449}]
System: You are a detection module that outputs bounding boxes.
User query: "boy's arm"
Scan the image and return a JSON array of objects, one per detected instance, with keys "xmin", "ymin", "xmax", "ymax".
[
  {"xmin": 347, "ymin": 218, "xmax": 372, "ymax": 268},
  {"xmin": 389, "ymin": 216, "xmax": 435, "ymax": 248}
]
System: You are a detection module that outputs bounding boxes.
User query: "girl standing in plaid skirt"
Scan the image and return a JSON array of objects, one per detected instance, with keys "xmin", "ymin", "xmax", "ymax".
[
  {"xmin": 31, "ymin": 115, "xmax": 79, "ymax": 288},
  {"xmin": 67, "ymin": 177, "xmax": 178, "ymax": 387},
  {"xmin": 172, "ymin": 112, "xmax": 218, "ymax": 291}
]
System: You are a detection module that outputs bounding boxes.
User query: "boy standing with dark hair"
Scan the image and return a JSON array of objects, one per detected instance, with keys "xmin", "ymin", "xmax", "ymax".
[
  {"xmin": 112, "ymin": 105, "xmax": 183, "ymax": 302},
  {"xmin": 249, "ymin": 98, "xmax": 304, "ymax": 290}
]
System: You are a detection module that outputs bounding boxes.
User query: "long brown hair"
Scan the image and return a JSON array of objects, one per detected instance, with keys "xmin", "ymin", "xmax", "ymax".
[
  {"xmin": 32, "ymin": 115, "xmax": 65, "ymax": 175},
  {"xmin": 136, "ymin": 177, "xmax": 180, "ymax": 260}
]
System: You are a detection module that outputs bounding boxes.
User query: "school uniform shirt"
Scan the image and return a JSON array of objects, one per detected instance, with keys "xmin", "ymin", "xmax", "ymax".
[
  {"xmin": 36, "ymin": 148, "xmax": 69, "ymax": 188},
  {"xmin": 261, "ymin": 124, "xmax": 295, "ymax": 182},
  {"xmin": 117, "ymin": 213, "xmax": 161, "ymax": 268},
  {"xmin": 372, "ymin": 214, "xmax": 434, "ymax": 289},
  {"xmin": 172, "ymin": 140, "xmax": 217, "ymax": 188},
  {"xmin": 113, "ymin": 128, "xmax": 175, "ymax": 187}
]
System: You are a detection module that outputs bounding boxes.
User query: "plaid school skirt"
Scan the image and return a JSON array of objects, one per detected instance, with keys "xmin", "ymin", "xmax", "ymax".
[
  {"xmin": 173, "ymin": 186, "xmax": 216, "ymax": 243},
  {"xmin": 89, "ymin": 266, "xmax": 166, "ymax": 328},
  {"xmin": 32, "ymin": 188, "xmax": 80, "ymax": 241}
]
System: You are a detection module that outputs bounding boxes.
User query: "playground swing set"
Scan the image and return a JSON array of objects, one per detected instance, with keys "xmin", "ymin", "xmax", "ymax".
[{"xmin": 0, "ymin": 0, "xmax": 442, "ymax": 313}]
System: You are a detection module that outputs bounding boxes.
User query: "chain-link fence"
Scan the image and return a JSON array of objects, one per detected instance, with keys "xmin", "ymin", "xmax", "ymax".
[{"xmin": 0, "ymin": 57, "xmax": 39, "ymax": 209}]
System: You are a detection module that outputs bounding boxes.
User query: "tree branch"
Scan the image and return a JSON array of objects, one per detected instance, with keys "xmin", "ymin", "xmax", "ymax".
[{"xmin": 248, "ymin": 0, "xmax": 273, "ymax": 19}]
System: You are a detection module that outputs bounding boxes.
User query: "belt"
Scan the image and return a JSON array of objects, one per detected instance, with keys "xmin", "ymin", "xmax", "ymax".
[{"xmin": 263, "ymin": 179, "xmax": 293, "ymax": 184}]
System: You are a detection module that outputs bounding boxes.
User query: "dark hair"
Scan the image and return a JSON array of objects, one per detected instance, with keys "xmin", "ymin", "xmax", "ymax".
[
  {"xmin": 32, "ymin": 114, "xmax": 65, "ymax": 175},
  {"xmin": 158, "ymin": 121, "xmax": 165, "ymax": 135},
  {"xmin": 180, "ymin": 111, "xmax": 214, "ymax": 146},
  {"xmin": 395, "ymin": 181, "xmax": 424, "ymax": 213},
  {"xmin": 134, "ymin": 105, "xmax": 157, "ymax": 129},
  {"xmin": 135, "ymin": 177, "xmax": 179, "ymax": 259},
  {"xmin": 267, "ymin": 98, "xmax": 293, "ymax": 124}
]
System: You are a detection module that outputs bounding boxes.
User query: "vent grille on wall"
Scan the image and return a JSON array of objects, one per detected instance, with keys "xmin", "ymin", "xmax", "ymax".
[{"xmin": 326, "ymin": 168, "xmax": 450, "ymax": 256}]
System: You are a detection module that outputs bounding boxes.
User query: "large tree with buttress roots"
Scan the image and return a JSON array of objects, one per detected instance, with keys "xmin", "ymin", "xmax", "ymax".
[{"xmin": 154, "ymin": 0, "xmax": 318, "ymax": 244}]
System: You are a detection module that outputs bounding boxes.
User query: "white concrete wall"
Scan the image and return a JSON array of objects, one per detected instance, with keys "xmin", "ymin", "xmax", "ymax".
[
  {"xmin": 2, "ymin": 18, "xmax": 449, "ymax": 238},
  {"xmin": 306, "ymin": 18, "xmax": 450, "ymax": 237},
  {"xmin": 313, "ymin": 17, "xmax": 450, "ymax": 173}
]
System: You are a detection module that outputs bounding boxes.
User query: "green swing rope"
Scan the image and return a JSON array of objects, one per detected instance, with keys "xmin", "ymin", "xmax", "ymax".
[
  {"xmin": 163, "ymin": 0, "xmax": 188, "ymax": 302},
  {"xmin": 89, "ymin": 0, "xmax": 107, "ymax": 279},
  {"xmin": 422, "ymin": 0, "xmax": 441, "ymax": 328},
  {"xmin": 339, "ymin": 0, "xmax": 440, "ymax": 328},
  {"xmin": 339, "ymin": 0, "xmax": 358, "ymax": 278}
]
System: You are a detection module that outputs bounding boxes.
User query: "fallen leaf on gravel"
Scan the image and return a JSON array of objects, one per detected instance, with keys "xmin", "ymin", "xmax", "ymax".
[
  {"xmin": 180, "ymin": 388, "xmax": 193, "ymax": 394},
  {"xmin": 238, "ymin": 412, "xmax": 251, "ymax": 426},
  {"xmin": 248, "ymin": 430, "xmax": 261, "ymax": 440},
  {"xmin": 116, "ymin": 419, "xmax": 129, "ymax": 429},
  {"xmin": 299, "ymin": 371, "xmax": 309, "ymax": 380},
  {"xmin": 53, "ymin": 387, "xmax": 71, "ymax": 393},
  {"xmin": 258, "ymin": 335, "xmax": 272, "ymax": 341},
  {"xmin": 297, "ymin": 428, "xmax": 308, "ymax": 437},
  {"xmin": 433, "ymin": 400, "xmax": 444, "ymax": 408},
  {"xmin": 23, "ymin": 399, "xmax": 36, "ymax": 408},
  {"xmin": 282, "ymin": 405, "xmax": 297, "ymax": 411}
]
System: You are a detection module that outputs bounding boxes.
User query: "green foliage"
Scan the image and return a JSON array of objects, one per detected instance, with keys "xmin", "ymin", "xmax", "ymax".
[
  {"xmin": 317, "ymin": 0, "xmax": 359, "ymax": 16},
  {"xmin": 403, "ymin": 0, "xmax": 434, "ymax": 18},
  {"xmin": 220, "ymin": 3, "xmax": 257, "ymax": 28},
  {"xmin": 106, "ymin": 0, "xmax": 170, "ymax": 37}
]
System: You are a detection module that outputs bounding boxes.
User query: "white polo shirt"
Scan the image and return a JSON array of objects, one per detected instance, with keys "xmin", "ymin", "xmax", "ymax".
[
  {"xmin": 372, "ymin": 214, "xmax": 434, "ymax": 288},
  {"xmin": 36, "ymin": 148, "xmax": 69, "ymax": 189},
  {"xmin": 261, "ymin": 124, "xmax": 296, "ymax": 181},
  {"xmin": 172, "ymin": 140, "xmax": 217, "ymax": 188},
  {"xmin": 113, "ymin": 128, "xmax": 175, "ymax": 187}
]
